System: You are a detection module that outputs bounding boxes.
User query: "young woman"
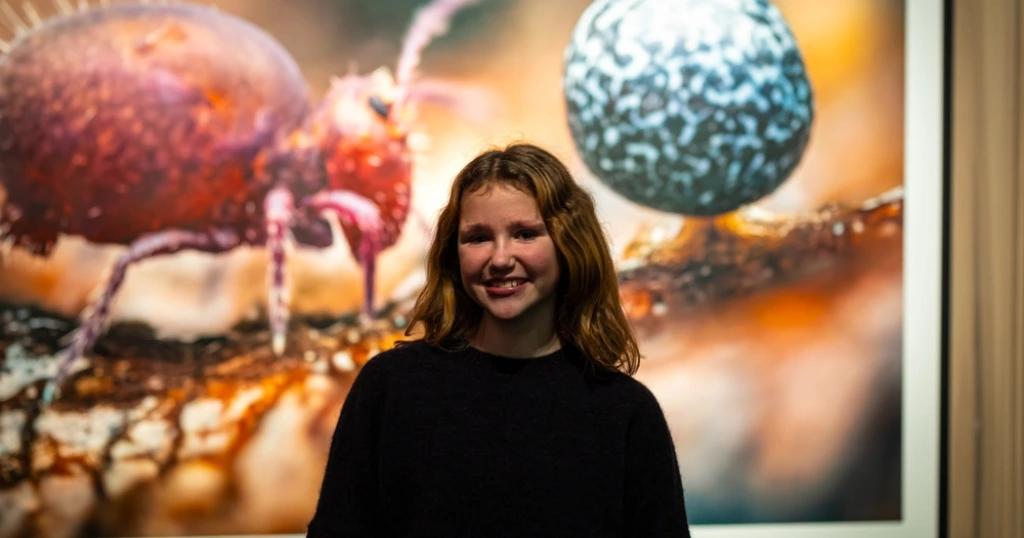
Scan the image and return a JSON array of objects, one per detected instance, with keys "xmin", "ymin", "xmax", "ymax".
[{"xmin": 308, "ymin": 144, "xmax": 690, "ymax": 537}]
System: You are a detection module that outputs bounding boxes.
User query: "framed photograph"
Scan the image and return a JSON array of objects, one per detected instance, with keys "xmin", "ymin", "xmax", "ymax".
[{"xmin": 0, "ymin": 0, "xmax": 945, "ymax": 535}]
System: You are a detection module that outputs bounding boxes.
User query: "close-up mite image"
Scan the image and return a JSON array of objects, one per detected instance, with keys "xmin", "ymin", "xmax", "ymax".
[{"xmin": 0, "ymin": 0, "xmax": 908, "ymax": 535}]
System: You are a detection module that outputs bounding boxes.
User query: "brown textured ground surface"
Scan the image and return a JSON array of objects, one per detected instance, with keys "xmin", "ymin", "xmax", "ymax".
[{"xmin": 0, "ymin": 299, "xmax": 413, "ymax": 537}]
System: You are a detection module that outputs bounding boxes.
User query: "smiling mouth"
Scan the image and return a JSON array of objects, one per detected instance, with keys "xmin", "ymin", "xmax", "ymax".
[{"xmin": 484, "ymin": 279, "xmax": 527, "ymax": 289}]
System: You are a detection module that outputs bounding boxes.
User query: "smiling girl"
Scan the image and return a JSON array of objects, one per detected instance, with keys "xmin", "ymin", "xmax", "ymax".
[{"xmin": 308, "ymin": 144, "xmax": 691, "ymax": 537}]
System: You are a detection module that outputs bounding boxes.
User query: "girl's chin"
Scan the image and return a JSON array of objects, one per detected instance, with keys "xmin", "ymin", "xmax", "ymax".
[{"xmin": 480, "ymin": 306, "xmax": 527, "ymax": 321}]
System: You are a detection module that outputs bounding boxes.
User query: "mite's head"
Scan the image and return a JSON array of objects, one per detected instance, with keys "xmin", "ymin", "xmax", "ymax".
[
  {"xmin": 309, "ymin": 0, "xmax": 481, "ymax": 151},
  {"xmin": 286, "ymin": 0, "xmax": 480, "ymax": 249},
  {"xmin": 297, "ymin": 67, "xmax": 413, "ymax": 251},
  {"xmin": 312, "ymin": 67, "xmax": 410, "ymax": 149}
]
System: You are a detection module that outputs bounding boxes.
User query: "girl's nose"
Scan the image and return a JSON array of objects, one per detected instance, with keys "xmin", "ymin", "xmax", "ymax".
[{"xmin": 490, "ymin": 239, "xmax": 516, "ymax": 268}]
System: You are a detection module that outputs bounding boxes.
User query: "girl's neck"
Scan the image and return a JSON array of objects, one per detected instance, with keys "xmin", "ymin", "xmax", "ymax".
[{"xmin": 468, "ymin": 319, "xmax": 561, "ymax": 358}]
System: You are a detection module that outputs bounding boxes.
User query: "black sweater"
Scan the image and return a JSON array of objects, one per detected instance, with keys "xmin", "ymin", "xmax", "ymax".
[{"xmin": 307, "ymin": 340, "xmax": 690, "ymax": 537}]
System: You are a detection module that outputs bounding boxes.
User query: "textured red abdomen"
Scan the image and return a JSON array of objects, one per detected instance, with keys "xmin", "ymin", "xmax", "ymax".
[{"xmin": 0, "ymin": 3, "xmax": 309, "ymax": 253}]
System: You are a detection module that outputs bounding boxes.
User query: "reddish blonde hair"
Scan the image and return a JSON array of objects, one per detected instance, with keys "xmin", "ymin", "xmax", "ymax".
[{"xmin": 405, "ymin": 143, "xmax": 641, "ymax": 375}]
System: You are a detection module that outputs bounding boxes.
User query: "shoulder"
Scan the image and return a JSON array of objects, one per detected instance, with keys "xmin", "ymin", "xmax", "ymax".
[
  {"xmin": 359, "ymin": 338, "xmax": 449, "ymax": 377},
  {"xmin": 615, "ymin": 376, "xmax": 675, "ymax": 444},
  {"xmin": 605, "ymin": 372, "xmax": 663, "ymax": 413},
  {"xmin": 571, "ymin": 350, "xmax": 664, "ymax": 412}
]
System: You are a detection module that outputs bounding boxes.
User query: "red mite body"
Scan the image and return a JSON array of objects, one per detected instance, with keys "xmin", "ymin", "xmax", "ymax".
[
  {"xmin": 0, "ymin": 0, "xmax": 474, "ymax": 402},
  {"xmin": 0, "ymin": 4, "xmax": 307, "ymax": 250},
  {"xmin": 0, "ymin": 3, "xmax": 410, "ymax": 254}
]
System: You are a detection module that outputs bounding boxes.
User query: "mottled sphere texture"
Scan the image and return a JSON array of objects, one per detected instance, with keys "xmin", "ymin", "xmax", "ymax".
[{"xmin": 564, "ymin": 0, "xmax": 814, "ymax": 216}]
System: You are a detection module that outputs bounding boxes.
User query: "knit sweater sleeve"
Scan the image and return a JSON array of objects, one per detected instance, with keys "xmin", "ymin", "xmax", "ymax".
[
  {"xmin": 307, "ymin": 354, "xmax": 388, "ymax": 537},
  {"xmin": 624, "ymin": 383, "xmax": 691, "ymax": 537}
]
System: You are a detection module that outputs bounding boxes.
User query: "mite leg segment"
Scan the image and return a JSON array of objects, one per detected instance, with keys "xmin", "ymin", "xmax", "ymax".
[
  {"xmin": 43, "ymin": 228, "xmax": 242, "ymax": 404},
  {"xmin": 264, "ymin": 186, "xmax": 294, "ymax": 356},
  {"xmin": 304, "ymin": 190, "xmax": 384, "ymax": 317}
]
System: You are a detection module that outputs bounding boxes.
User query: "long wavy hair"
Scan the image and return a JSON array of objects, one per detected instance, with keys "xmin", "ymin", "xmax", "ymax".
[{"xmin": 405, "ymin": 143, "xmax": 641, "ymax": 375}]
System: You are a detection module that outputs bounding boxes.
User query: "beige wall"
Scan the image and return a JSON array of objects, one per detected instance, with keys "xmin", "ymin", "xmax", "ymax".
[{"xmin": 948, "ymin": 0, "xmax": 1024, "ymax": 536}]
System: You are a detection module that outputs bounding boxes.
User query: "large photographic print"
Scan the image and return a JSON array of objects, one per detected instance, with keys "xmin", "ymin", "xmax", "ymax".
[{"xmin": 0, "ymin": 0, "xmax": 943, "ymax": 535}]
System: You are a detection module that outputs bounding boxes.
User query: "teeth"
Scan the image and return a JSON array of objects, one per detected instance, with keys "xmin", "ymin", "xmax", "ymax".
[{"xmin": 489, "ymin": 279, "xmax": 524, "ymax": 288}]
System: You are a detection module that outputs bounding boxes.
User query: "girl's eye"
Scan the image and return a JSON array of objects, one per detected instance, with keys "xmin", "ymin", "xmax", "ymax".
[
  {"xmin": 462, "ymin": 235, "xmax": 487, "ymax": 244},
  {"xmin": 516, "ymin": 229, "xmax": 539, "ymax": 239}
]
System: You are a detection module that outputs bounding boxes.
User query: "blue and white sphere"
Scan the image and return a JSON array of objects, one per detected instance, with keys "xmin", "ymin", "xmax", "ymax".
[{"xmin": 564, "ymin": 0, "xmax": 814, "ymax": 216}]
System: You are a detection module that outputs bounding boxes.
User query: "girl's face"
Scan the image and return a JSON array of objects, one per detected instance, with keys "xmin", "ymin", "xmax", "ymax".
[{"xmin": 457, "ymin": 183, "xmax": 560, "ymax": 330}]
